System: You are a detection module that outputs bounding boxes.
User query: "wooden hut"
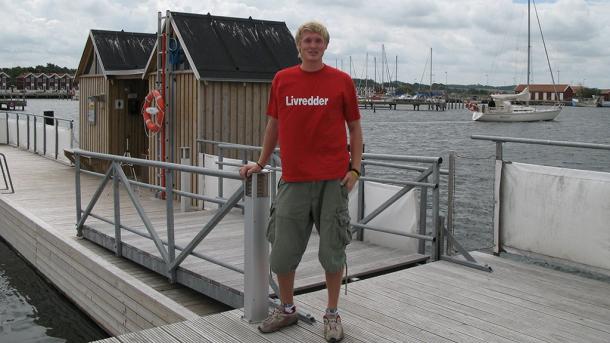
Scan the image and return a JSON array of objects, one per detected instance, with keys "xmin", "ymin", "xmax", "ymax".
[
  {"xmin": 75, "ymin": 29, "xmax": 156, "ymax": 178},
  {"xmin": 142, "ymin": 11, "xmax": 299, "ymax": 187}
]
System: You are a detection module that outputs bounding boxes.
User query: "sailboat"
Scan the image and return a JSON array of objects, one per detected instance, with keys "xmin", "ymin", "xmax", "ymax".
[{"xmin": 470, "ymin": 0, "xmax": 562, "ymax": 122}]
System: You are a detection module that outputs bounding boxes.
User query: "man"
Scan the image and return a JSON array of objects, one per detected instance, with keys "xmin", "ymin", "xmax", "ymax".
[{"xmin": 239, "ymin": 21, "xmax": 362, "ymax": 342}]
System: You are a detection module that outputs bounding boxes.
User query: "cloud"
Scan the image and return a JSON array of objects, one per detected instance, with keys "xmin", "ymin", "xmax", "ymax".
[{"xmin": 0, "ymin": 0, "xmax": 608, "ymax": 88}]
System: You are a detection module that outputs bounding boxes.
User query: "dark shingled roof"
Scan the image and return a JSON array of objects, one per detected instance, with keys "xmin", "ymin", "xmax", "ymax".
[
  {"xmin": 91, "ymin": 30, "xmax": 156, "ymax": 72},
  {"xmin": 171, "ymin": 12, "xmax": 299, "ymax": 81}
]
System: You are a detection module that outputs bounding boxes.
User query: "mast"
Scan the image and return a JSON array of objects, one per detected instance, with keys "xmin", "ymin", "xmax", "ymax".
[
  {"xmin": 365, "ymin": 52, "xmax": 369, "ymax": 97},
  {"xmin": 381, "ymin": 45, "xmax": 385, "ymax": 92},
  {"xmin": 349, "ymin": 56, "xmax": 352, "ymax": 78},
  {"xmin": 430, "ymin": 48, "xmax": 433, "ymax": 95},
  {"xmin": 374, "ymin": 56, "xmax": 377, "ymax": 93},
  {"xmin": 527, "ymin": 0, "xmax": 531, "ymax": 88},
  {"xmin": 395, "ymin": 55, "xmax": 398, "ymax": 96}
]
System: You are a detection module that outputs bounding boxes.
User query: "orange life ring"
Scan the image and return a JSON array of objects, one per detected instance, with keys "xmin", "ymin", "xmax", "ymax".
[{"xmin": 142, "ymin": 89, "xmax": 165, "ymax": 132}]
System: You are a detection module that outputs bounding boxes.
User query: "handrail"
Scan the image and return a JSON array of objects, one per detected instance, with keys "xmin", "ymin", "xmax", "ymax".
[
  {"xmin": 2, "ymin": 111, "xmax": 75, "ymax": 161},
  {"xmin": 197, "ymin": 139, "xmax": 447, "ymax": 261},
  {"xmin": 471, "ymin": 135, "xmax": 610, "ymax": 150},
  {"xmin": 74, "ymin": 149, "xmax": 242, "ymax": 179},
  {"xmin": 74, "ymin": 150, "xmax": 246, "ymax": 281}
]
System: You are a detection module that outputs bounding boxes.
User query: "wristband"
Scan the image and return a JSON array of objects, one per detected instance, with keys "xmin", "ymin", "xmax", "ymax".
[
  {"xmin": 256, "ymin": 162, "xmax": 264, "ymax": 169},
  {"xmin": 349, "ymin": 168, "xmax": 361, "ymax": 178}
]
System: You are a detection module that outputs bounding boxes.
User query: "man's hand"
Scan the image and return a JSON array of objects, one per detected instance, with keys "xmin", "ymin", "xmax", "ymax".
[
  {"xmin": 239, "ymin": 162, "xmax": 262, "ymax": 179},
  {"xmin": 340, "ymin": 170, "xmax": 359, "ymax": 192}
]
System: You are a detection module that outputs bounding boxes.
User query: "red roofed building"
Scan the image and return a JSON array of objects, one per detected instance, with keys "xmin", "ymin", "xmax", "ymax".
[{"xmin": 514, "ymin": 84, "xmax": 574, "ymax": 102}]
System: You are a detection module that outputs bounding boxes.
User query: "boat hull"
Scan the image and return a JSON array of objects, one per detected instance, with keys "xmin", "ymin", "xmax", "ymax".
[{"xmin": 472, "ymin": 107, "xmax": 562, "ymax": 122}]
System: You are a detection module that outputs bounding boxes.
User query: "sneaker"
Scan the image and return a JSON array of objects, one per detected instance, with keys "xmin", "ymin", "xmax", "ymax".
[
  {"xmin": 258, "ymin": 307, "xmax": 298, "ymax": 333},
  {"xmin": 323, "ymin": 313, "xmax": 344, "ymax": 342}
]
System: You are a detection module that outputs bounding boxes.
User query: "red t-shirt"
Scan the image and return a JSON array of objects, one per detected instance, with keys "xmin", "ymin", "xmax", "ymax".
[{"xmin": 267, "ymin": 65, "xmax": 361, "ymax": 182}]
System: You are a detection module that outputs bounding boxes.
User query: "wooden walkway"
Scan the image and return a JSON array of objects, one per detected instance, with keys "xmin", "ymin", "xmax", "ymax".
[
  {"xmin": 0, "ymin": 145, "xmax": 425, "ymax": 335},
  {"xmin": 94, "ymin": 251, "xmax": 610, "ymax": 342}
]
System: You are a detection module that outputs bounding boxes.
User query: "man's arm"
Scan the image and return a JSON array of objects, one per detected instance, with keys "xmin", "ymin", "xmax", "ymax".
[
  {"xmin": 239, "ymin": 117, "xmax": 278, "ymax": 178},
  {"xmin": 341, "ymin": 119, "xmax": 363, "ymax": 191}
]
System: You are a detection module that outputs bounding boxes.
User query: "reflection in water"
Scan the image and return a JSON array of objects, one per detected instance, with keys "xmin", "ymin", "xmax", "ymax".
[{"xmin": 0, "ymin": 237, "xmax": 108, "ymax": 342}]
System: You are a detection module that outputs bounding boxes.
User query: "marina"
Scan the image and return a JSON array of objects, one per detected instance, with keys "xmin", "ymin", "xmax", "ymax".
[
  {"xmin": 0, "ymin": 105, "xmax": 609, "ymax": 341},
  {"xmin": 1, "ymin": 2, "xmax": 610, "ymax": 341}
]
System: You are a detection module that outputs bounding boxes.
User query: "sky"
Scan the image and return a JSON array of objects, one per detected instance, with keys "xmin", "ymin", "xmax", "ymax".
[{"xmin": 1, "ymin": 0, "xmax": 608, "ymax": 88}]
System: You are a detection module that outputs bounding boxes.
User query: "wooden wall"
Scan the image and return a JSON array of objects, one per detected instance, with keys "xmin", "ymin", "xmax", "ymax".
[
  {"xmin": 147, "ymin": 72, "xmax": 199, "ymax": 189},
  {"xmin": 78, "ymin": 75, "xmax": 108, "ymax": 154},
  {"xmin": 199, "ymin": 81, "xmax": 270, "ymax": 161},
  {"xmin": 144, "ymin": 73, "xmax": 271, "ymax": 202}
]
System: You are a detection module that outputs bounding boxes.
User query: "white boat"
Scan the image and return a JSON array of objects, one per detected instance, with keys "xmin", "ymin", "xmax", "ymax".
[
  {"xmin": 572, "ymin": 97, "xmax": 601, "ymax": 107},
  {"xmin": 470, "ymin": 0, "xmax": 562, "ymax": 122},
  {"xmin": 601, "ymin": 101, "xmax": 610, "ymax": 107},
  {"xmin": 470, "ymin": 87, "xmax": 562, "ymax": 122}
]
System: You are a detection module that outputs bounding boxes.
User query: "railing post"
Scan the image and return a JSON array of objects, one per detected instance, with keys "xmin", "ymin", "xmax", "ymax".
[
  {"xmin": 112, "ymin": 163, "xmax": 122, "ymax": 257},
  {"xmin": 447, "ymin": 151, "xmax": 456, "ymax": 255},
  {"xmin": 69, "ymin": 120, "xmax": 74, "ymax": 149},
  {"xmin": 495, "ymin": 141, "xmax": 503, "ymax": 161},
  {"xmin": 166, "ymin": 167, "xmax": 176, "ymax": 282},
  {"xmin": 243, "ymin": 172, "xmax": 270, "ymax": 323},
  {"xmin": 418, "ymin": 177, "xmax": 428, "ymax": 255},
  {"xmin": 217, "ymin": 147, "xmax": 224, "ymax": 208},
  {"xmin": 54, "ymin": 118, "xmax": 59, "ymax": 160},
  {"xmin": 15, "ymin": 114, "xmax": 19, "ymax": 148},
  {"xmin": 493, "ymin": 141, "xmax": 504, "ymax": 255},
  {"xmin": 5, "ymin": 112, "xmax": 8, "ymax": 145},
  {"xmin": 180, "ymin": 147, "xmax": 191, "ymax": 212},
  {"xmin": 356, "ymin": 163, "xmax": 365, "ymax": 241},
  {"xmin": 75, "ymin": 151, "xmax": 82, "ymax": 236},
  {"xmin": 26, "ymin": 115, "xmax": 30, "ymax": 151},
  {"xmin": 43, "ymin": 115, "xmax": 47, "ymax": 156},
  {"xmin": 33, "ymin": 116, "xmax": 37, "ymax": 153},
  {"xmin": 431, "ymin": 161, "xmax": 441, "ymax": 261}
]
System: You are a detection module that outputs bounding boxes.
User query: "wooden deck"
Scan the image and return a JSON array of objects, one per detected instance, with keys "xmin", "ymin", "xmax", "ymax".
[
  {"xmin": 0, "ymin": 145, "xmax": 425, "ymax": 335},
  {"xmin": 93, "ymin": 251, "xmax": 610, "ymax": 342}
]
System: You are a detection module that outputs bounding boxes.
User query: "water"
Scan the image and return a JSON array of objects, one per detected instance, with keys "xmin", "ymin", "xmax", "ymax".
[
  {"xmin": 0, "ymin": 238, "xmax": 108, "ymax": 342},
  {"xmin": 360, "ymin": 105, "xmax": 610, "ymax": 250},
  {"xmin": 1, "ymin": 100, "xmax": 609, "ymax": 339}
]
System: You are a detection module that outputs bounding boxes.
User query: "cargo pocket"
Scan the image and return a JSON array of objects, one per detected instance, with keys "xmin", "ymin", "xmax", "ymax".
[
  {"xmin": 336, "ymin": 207, "xmax": 352, "ymax": 246},
  {"xmin": 266, "ymin": 201, "xmax": 276, "ymax": 243}
]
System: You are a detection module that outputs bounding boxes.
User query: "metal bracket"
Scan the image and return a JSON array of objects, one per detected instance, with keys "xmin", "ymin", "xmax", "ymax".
[{"xmin": 442, "ymin": 226, "xmax": 493, "ymax": 273}]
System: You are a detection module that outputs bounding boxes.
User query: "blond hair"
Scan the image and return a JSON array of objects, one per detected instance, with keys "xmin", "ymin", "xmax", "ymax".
[{"xmin": 295, "ymin": 21, "xmax": 330, "ymax": 46}]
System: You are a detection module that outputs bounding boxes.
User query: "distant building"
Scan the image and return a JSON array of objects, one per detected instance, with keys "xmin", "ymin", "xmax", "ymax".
[
  {"xmin": 0, "ymin": 72, "xmax": 9, "ymax": 90},
  {"xmin": 514, "ymin": 84, "xmax": 574, "ymax": 101},
  {"xmin": 599, "ymin": 89, "xmax": 610, "ymax": 101},
  {"xmin": 15, "ymin": 72, "xmax": 74, "ymax": 91}
]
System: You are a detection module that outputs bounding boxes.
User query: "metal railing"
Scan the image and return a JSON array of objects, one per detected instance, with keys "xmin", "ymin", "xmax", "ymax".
[
  {"xmin": 471, "ymin": 134, "xmax": 610, "ymax": 256},
  {"xmin": 73, "ymin": 148, "xmax": 272, "ymax": 321},
  {"xmin": 196, "ymin": 140, "xmax": 489, "ymax": 271},
  {"xmin": 0, "ymin": 153, "xmax": 14, "ymax": 194},
  {"xmin": 1, "ymin": 111, "xmax": 75, "ymax": 161}
]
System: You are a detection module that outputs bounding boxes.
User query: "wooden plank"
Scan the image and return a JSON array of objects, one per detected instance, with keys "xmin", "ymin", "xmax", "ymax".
[{"xmin": 159, "ymin": 321, "xmax": 213, "ymax": 343}]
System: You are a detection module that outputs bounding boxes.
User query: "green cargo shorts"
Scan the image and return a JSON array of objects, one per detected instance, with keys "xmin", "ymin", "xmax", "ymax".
[{"xmin": 266, "ymin": 179, "xmax": 352, "ymax": 274}]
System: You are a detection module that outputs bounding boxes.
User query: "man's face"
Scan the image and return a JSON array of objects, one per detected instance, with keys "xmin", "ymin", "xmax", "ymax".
[{"xmin": 298, "ymin": 31, "xmax": 328, "ymax": 63}]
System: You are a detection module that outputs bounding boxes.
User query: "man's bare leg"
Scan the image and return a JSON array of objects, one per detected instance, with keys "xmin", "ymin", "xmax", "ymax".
[
  {"xmin": 325, "ymin": 268, "xmax": 344, "ymax": 309},
  {"xmin": 277, "ymin": 271, "xmax": 296, "ymax": 305}
]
